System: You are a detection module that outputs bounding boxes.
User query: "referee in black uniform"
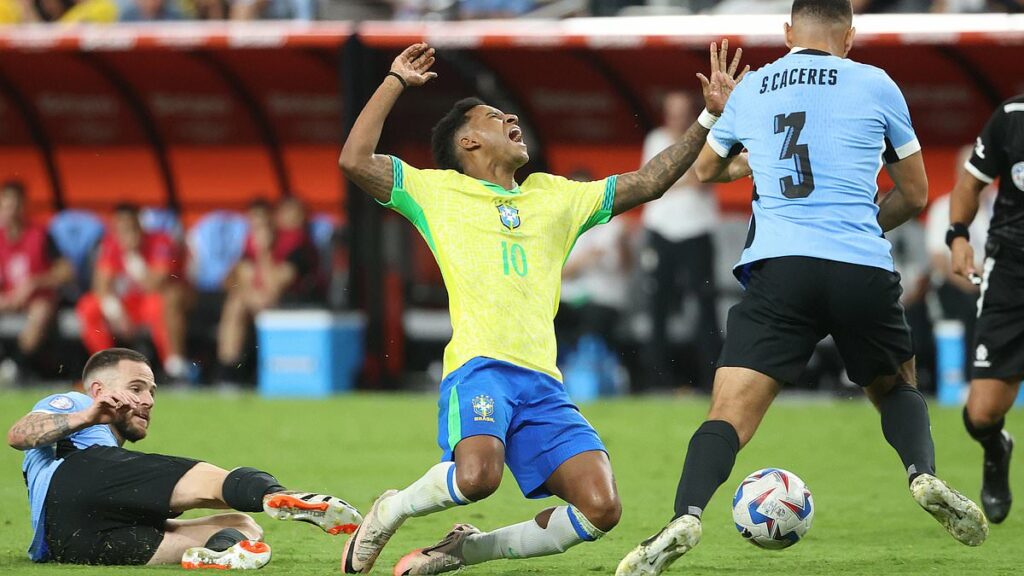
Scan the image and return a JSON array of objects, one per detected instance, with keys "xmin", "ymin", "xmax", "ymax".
[{"xmin": 948, "ymin": 93, "xmax": 1024, "ymax": 524}]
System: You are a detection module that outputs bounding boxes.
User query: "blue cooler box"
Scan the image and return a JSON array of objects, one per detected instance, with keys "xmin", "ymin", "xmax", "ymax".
[{"xmin": 256, "ymin": 311, "xmax": 365, "ymax": 397}]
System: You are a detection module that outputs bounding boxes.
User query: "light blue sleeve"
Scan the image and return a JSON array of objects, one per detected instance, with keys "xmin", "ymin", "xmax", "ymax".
[
  {"xmin": 876, "ymin": 71, "xmax": 921, "ymax": 162},
  {"xmin": 32, "ymin": 392, "xmax": 90, "ymax": 414},
  {"xmin": 707, "ymin": 80, "xmax": 745, "ymax": 158}
]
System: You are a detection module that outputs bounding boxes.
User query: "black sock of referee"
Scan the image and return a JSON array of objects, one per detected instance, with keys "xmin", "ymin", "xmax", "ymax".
[
  {"xmin": 204, "ymin": 528, "xmax": 248, "ymax": 552},
  {"xmin": 673, "ymin": 420, "xmax": 740, "ymax": 520},
  {"xmin": 963, "ymin": 408, "xmax": 1007, "ymax": 453},
  {"xmin": 879, "ymin": 384, "xmax": 936, "ymax": 483},
  {"xmin": 222, "ymin": 467, "xmax": 287, "ymax": 512}
]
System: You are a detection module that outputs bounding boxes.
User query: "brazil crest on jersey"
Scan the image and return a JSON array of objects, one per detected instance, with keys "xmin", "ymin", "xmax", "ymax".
[
  {"xmin": 708, "ymin": 48, "xmax": 921, "ymax": 284},
  {"xmin": 382, "ymin": 156, "xmax": 616, "ymax": 381}
]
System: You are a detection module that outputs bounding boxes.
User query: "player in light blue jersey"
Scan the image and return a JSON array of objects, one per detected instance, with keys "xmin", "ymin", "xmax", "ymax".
[
  {"xmin": 618, "ymin": 2, "xmax": 987, "ymax": 574},
  {"xmin": 9, "ymin": 348, "xmax": 361, "ymax": 569}
]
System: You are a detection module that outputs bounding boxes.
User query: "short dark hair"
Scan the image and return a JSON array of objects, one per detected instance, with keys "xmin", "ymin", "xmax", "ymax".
[
  {"xmin": 792, "ymin": 0, "xmax": 852, "ymax": 24},
  {"xmin": 1, "ymin": 179, "xmax": 25, "ymax": 200},
  {"xmin": 248, "ymin": 198, "xmax": 272, "ymax": 212},
  {"xmin": 113, "ymin": 202, "xmax": 140, "ymax": 217},
  {"xmin": 82, "ymin": 348, "xmax": 150, "ymax": 383},
  {"xmin": 431, "ymin": 97, "xmax": 487, "ymax": 172}
]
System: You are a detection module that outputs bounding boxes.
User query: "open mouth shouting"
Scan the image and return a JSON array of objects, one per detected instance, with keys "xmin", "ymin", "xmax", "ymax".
[{"xmin": 509, "ymin": 125, "xmax": 524, "ymax": 144}]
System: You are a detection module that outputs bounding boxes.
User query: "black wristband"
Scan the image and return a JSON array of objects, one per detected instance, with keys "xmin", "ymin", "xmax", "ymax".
[
  {"xmin": 945, "ymin": 222, "xmax": 970, "ymax": 247},
  {"xmin": 386, "ymin": 71, "xmax": 408, "ymax": 89}
]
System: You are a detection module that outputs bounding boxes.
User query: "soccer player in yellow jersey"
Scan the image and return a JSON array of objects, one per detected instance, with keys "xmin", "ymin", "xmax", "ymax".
[{"xmin": 338, "ymin": 42, "xmax": 749, "ymax": 575}]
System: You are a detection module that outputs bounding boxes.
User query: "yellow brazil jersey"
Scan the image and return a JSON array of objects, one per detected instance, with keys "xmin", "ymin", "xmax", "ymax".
[{"xmin": 382, "ymin": 156, "xmax": 616, "ymax": 381}]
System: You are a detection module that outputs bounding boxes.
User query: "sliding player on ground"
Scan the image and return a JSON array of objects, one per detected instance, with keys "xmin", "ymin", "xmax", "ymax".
[{"xmin": 8, "ymin": 347, "xmax": 362, "ymax": 570}]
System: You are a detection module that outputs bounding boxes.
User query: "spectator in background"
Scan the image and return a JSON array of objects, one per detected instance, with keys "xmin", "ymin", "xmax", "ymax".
[
  {"xmin": 0, "ymin": 0, "xmax": 117, "ymax": 22},
  {"xmin": 0, "ymin": 181, "xmax": 74, "ymax": 385},
  {"xmin": 76, "ymin": 204, "xmax": 191, "ymax": 382},
  {"xmin": 558, "ymin": 196, "xmax": 633, "ymax": 396},
  {"xmin": 215, "ymin": 197, "xmax": 318, "ymax": 386},
  {"xmin": 458, "ymin": 0, "xmax": 534, "ymax": 18},
  {"xmin": 640, "ymin": 91, "xmax": 722, "ymax": 391},
  {"xmin": 230, "ymin": 0, "xmax": 315, "ymax": 20},
  {"xmin": 925, "ymin": 145, "xmax": 995, "ymax": 367},
  {"xmin": 118, "ymin": 0, "xmax": 185, "ymax": 20}
]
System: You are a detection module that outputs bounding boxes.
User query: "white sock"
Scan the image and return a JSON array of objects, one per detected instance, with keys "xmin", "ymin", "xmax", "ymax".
[
  {"xmin": 461, "ymin": 506, "xmax": 605, "ymax": 564},
  {"xmin": 377, "ymin": 462, "xmax": 468, "ymax": 530}
]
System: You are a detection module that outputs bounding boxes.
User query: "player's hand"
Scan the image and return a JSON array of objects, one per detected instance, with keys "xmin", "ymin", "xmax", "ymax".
[
  {"xmin": 390, "ymin": 43, "xmax": 438, "ymax": 88},
  {"xmin": 697, "ymin": 39, "xmax": 749, "ymax": 117},
  {"xmin": 85, "ymin": 390, "xmax": 141, "ymax": 425},
  {"xmin": 950, "ymin": 237, "xmax": 977, "ymax": 280}
]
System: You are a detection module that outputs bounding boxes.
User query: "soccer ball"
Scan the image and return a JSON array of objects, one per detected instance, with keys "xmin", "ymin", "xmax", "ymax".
[{"xmin": 732, "ymin": 468, "xmax": 814, "ymax": 549}]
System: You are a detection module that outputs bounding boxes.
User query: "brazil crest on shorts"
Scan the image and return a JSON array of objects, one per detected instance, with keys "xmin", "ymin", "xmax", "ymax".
[
  {"xmin": 472, "ymin": 395, "xmax": 496, "ymax": 422},
  {"xmin": 497, "ymin": 202, "xmax": 520, "ymax": 231}
]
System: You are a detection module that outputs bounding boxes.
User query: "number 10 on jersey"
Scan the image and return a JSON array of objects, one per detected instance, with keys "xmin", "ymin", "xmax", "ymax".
[{"xmin": 502, "ymin": 241, "xmax": 528, "ymax": 277}]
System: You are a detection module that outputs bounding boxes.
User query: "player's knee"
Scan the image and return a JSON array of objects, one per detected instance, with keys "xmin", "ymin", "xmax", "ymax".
[
  {"xmin": 576, "ymin": 493, "xmax": 621, "ymax": 533},
  {"xmin": 966, "ymin": 402, "xmax": 1003, "ymax": 428},
  {"xmin": 455, "ymin": 463, "xmax": 502, "ymax": 502}
]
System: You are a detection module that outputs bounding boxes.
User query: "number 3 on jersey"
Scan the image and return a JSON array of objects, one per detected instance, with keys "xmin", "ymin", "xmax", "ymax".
[
  {"xmin": 502, "ymin": 241, "xmax": 528, "ymax": 277},
  {"xmin": 775, "ymin": 111, "xmax": 815, "ymax": 198}
]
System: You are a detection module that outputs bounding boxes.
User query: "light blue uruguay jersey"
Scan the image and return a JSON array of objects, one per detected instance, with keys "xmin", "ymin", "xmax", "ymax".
[
  {"xmin": 21, "ymin": 392, "xmax": 117, "ymax": 562},
  {"xmin": 708, "ymin": 48, "xmax": 921, "ymax": 284}
]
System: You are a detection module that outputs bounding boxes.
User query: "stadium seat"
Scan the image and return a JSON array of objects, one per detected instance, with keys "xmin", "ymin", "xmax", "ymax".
[
  {"xmin": 48, "ymin": 210, "xmax": 106, "ymax": 294},
  {"xmin": 140, "ymin": 207, "xmax": 183, "ymax": 240},
  {"xmin": 186, "ymin": 211, "xmax": 249, "ymax": 293}
]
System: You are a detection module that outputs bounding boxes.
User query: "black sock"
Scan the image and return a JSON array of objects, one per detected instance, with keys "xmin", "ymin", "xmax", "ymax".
[
  {"xmin": 222, "ymin": 467, "xmax": 286, "ymax": 512},
  {"xmin": 673, "ymin": 420, "xmax": 740, "ymax": 520},
  {"xmin": 879, "ymin": 385, "xmax": 936, "ymax": 482},
  {"xmin": 204, "ymin": 528, "xmax": 247, "ymax": 552},
  {"xmin": 963, "ymin": 408, "xmax": 1006, "ymax": 454}
]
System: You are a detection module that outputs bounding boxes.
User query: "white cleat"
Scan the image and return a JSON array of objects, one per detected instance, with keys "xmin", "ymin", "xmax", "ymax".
[
  {"xmin": 181, "ymin": 540, "xmax": 271, "ymax": 570},
  {"xmin": 616, "ymin": 515, "xmax": 702, "ymax": 576},
  {"xmin": 263, "ymin": 491, "xmax": 362, "ymax": 535},
  {"xmin": 911, "ymin": 473, "xmax": 988, "ymax": 547},
  {"xmin": 393, "ymin": 524, "xmax": 481, "ymax": 575},
  {"xmin": 341, "ymin": 490, "xmax": 401, "ymax": 574}
]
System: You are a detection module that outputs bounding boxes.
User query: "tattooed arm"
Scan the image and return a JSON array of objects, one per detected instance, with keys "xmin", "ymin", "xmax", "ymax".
[
  {"xmin": 614, "ymin": 122, "xmax": 712, "ymax": 215},
  {"xmin": 8, "ymin": 391, "xmax": 138, "ymax": 450},
  {"xmin": 7, "ymin": 411, "xmax": 92, "ymax": 450},
  {"xmin": 339, "ymin": 43, "xmax": 438, "ymax": 204},
  {"xmin": 613, "ymin": 40, "xmax": 748, "ymax": 216}
]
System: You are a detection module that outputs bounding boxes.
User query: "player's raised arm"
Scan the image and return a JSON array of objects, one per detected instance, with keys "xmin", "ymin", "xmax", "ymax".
[
  {"xmin": 7, "ymin": 391, "xmax": 138, "ymax": 450},
  {"xmin": 614, "ymin": 41, "xmax": 748, "ymax": 215},
  {"xmin": 339, "ymin": 43, "xmax": 438, "ymax": 203}
]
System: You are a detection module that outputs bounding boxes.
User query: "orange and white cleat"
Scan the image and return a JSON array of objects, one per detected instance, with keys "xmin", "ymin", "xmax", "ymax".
[
  {"xmin": 263, "ymin": 491, "xmax": 363, "ymax": 535},
  {"xmin": 182, "ymin": 540, "xmax": 271, "ymax": 570}
]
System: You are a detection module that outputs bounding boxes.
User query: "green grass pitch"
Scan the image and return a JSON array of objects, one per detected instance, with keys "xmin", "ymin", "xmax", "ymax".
[{"xmin": 0, "ymin": 390, "xmax": 1019, "ymax": 575}]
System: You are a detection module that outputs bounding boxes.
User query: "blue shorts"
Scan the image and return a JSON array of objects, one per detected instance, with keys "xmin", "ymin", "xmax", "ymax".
[{"xmin": 437, "ymin": 357, "xmax": 606, "ymax": 499}]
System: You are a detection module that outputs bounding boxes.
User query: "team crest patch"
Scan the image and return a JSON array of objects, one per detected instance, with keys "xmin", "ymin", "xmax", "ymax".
[
  {"xmin": 974, "ymin": 344, "xmax": 991, "ymax": 368},
  {"xmin": 1012, "ymin": 162, "xmax": 1024, "ymax": 192},
  {"xmin": 497, "ymin": 203, "xmax": 521, "ymax": 231},
  {"xmin": 472, "ymin": 395, "xmax": 496, "ymax": 423},
  {"xmin": 48, "ymin": 396, "xmax": 74, "ymax": 411}
]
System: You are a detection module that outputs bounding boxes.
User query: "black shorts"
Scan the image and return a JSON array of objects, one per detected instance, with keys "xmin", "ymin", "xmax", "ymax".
[
  {"xmin": 971, "ymin": 242, "xmax": 1024, "ymax": 381},
  {"xmin": 44, "ymin": 445, "xmax": 199, "ymax": 565},
  {"xmin": 719, "ymin": 256, "xmax": 914, "ymax": 387}
]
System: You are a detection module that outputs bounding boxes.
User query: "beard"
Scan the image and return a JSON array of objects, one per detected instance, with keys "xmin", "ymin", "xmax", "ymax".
[{"xmin": 113, "ymin": 417, "xmax": 147, "ymax": 443}]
